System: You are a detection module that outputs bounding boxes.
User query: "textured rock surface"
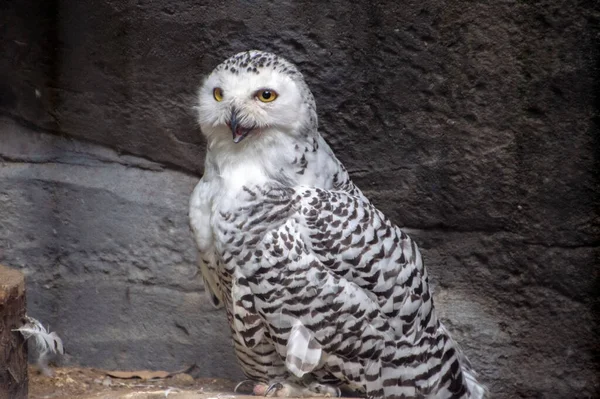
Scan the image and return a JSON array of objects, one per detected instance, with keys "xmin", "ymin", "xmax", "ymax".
[
  {"xmin": 0, "ymin": 0, "xmax": 599, "ymax": 398},
  {"xmin": 0, "ymin": 119, "xmax": 240, "ymax": 380}
]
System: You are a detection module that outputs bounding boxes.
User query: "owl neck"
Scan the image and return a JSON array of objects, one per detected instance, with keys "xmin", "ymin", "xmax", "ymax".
[{"xmin": 204, "ymin": 131, "xmax": 345, "ymax": 193}]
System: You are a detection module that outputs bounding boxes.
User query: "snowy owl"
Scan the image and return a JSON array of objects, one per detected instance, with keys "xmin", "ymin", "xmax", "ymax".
[{"xmin": 189, "ymin": 50, "xmax": 486, "ymax": 398}]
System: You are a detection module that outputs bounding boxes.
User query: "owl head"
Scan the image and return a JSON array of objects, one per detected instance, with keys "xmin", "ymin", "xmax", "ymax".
[{"xmin": 197, "ymin": 51, "xmax": 318, "ymax": 147}]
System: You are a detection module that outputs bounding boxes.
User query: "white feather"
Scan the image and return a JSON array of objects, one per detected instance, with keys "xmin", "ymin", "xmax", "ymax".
[
  {"xmin": 13, "ymin": 316, "xmax": 64, "ymax": 356},
  {"xmin": 286, "ymin": 319, "xmax": 322, "ymax": 378},
  {"xmin": 464, "ymin": 369, "xmax": 488, "ymax": 399}
]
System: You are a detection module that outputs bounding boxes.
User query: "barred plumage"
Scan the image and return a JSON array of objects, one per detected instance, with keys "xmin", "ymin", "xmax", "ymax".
[{"xmin": 190, "ymin": 50, "xmax": 486, "ymax": 398}]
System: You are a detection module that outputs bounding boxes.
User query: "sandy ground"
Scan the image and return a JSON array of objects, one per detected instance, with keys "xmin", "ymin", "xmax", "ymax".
[
  {"xmin": 28, "ymin": 366, "xmax": 356, "ymax": 399},
  {"xmin": 28, "ymin": 365, "xmax": 246, "ymax": 399}
]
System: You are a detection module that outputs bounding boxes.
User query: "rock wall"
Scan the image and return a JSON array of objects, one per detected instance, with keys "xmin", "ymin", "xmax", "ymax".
[{"xmin": 0, "ymin": 0, "xmax": 598, "ymax": 397}]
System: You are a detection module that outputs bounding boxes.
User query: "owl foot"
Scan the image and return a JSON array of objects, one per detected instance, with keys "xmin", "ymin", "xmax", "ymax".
[{"xmin": 259, "ymin": 380, "xmax": 341, "ymax": 397}]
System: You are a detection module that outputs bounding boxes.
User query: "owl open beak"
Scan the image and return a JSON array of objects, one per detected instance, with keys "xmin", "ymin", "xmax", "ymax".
[{"xmin": 228, "ymin": 108, "xmax": 254, "ymax": 143}]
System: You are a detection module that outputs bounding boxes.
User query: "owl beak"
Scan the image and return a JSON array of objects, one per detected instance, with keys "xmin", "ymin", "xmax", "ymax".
[{"xmin": 228, "ymin": 108, "xmax": 253, "ymax": 143}]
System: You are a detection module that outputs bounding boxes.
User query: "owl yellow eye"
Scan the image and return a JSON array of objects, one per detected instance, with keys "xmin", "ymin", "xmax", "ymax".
[
  {"xmin": 256, "ymin": 89, "xmax": 278, "ymax": 103},
  {"xmin": 213, "ymin": 87, "xmax": 223, "ymax": 102}
]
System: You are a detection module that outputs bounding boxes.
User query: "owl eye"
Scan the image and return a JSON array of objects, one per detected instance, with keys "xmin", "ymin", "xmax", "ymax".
[
  {"xmin": 213, "ymin": 87, "xmax": 223, "ymax": 102},
  {"xmin": 256, "ymin": 89, "xmax": 278, "ymax": 103}
]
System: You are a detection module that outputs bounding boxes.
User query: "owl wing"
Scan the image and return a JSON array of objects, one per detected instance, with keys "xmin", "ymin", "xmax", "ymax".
[
  {"xmin": 298, "ymin": 187, "xmax": 431, "ymax": 339},
  {"xmin": 243, "ymin": 187, "xmax": 479, "ymax": 398}
]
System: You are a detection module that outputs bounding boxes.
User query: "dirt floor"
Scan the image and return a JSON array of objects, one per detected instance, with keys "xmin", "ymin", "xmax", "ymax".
[
  {"xmin": 28, "ymin": 366, "xmax": 354, "ymax": 399},
  {"xmin": 28, "ymin": 365, "xmax": 247, "ymax": 399}
]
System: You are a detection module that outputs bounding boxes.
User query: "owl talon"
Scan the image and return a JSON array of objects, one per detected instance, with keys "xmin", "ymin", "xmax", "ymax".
[
  {"xmin": 265, "ymin": 382, "xmax": 284, "ymax": 396},
  {"xmin": 234, "ymin": 379, "xmax": 256, "ymax": 393}
]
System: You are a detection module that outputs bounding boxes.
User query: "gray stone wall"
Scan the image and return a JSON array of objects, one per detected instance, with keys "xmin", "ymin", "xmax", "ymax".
[{"xmin": 1, "ymin": 1, "xmax": 598, "ymax": 398}]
